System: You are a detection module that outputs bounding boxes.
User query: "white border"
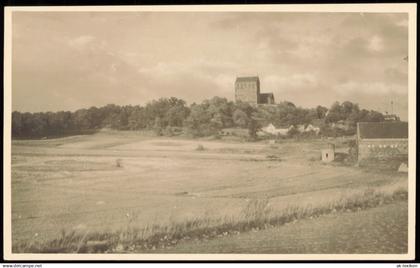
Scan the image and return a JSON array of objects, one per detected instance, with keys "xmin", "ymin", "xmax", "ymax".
[{"xmin": 3, "ymin": 3, "xmax": 417, "ymax": 261}]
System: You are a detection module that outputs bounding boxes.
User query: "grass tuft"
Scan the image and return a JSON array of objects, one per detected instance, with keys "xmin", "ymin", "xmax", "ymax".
[
  {"xmin": 115, "ymin": 159, "xmax": 123, "ymax": 168},
  {"xmin": 195, "ymin": 144, "xmax": 205, "ymax": 151}
]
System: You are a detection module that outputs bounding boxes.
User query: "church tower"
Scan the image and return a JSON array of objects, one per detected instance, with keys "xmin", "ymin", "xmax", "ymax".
[{"xmin": 234, "ymin": 76, "xmax": 260, "ymax": 104}]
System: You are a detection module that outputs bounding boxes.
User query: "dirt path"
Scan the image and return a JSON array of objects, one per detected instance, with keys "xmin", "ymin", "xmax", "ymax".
[{"xmin": 153, "ymin": 201, "xmax": 408, "ymax": 254}]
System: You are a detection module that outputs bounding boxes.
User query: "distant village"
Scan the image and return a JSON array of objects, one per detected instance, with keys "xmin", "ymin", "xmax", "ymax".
[
  {"xmin": 232, "ymin": 76, "xmax": 408, "ymax": 168},
  {"xmin": 11, "ymin": 75, "xmax": 409, "ymax": 169},
  {"xmin": 233, "ymin": 75, "xmax": 403, "ymax": 136}
]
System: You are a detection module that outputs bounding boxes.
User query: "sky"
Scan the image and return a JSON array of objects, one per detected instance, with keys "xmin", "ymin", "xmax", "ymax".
[{"xmin": 11, "ymin": 11, "xmax": 409, "ymax": 120}]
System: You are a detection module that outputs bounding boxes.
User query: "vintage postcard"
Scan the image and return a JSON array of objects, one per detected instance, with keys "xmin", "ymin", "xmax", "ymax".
[{"xmin": 3, "ymin": 3, "xmax": 417, "ymax": 261}]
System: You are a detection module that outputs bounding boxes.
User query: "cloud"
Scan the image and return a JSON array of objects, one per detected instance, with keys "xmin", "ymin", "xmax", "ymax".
[
  {"xmin": 396, "ymin": 18, "xmax": 408, "ymax": 27},
  {"xmin": 137, "ymin": 60, "xmax": 237, "ymax": 102},
  {"xmin": 368, "ymin": 35, "xmax": 384, "ymax": 52},
  {"xmin": 68, "ymin": 35, "xmax": 95, "ymax": 48},
  {"xmin": 339, "ymin": 13, "xmax": 408, "ymax": 56},
  {"xmin": 265, "ymin": 73, "xmax": 318, "ymax": 91},
  {"xmin": 11, "ymin": 12, "xmax": 409, "ymax": 120},
  {"xmin": 334, "ymin": 81, "xmax": 407, "ymax": 96}
]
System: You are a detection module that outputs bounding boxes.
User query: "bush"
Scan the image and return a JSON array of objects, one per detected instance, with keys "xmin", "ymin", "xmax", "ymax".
[{"xmin": 287, "ymin": 127, "xmax": 300, "ymax": 138}]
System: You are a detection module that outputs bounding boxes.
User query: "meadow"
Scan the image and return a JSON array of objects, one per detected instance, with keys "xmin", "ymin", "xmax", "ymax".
[{"xmin": 11, "ymin": 130, "xmax": 408, "ymax": 253}]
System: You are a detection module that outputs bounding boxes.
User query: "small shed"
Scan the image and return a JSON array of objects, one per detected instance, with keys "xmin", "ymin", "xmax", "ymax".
[{"xmin": 321, "ymin": 143, "xmax": 335, "ymax": 162}]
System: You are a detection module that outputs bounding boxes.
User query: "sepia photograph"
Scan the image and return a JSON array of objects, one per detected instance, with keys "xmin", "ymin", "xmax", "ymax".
[{"xmin": 3, "ymin": 4, "xmax": 417, "ymax": 261}]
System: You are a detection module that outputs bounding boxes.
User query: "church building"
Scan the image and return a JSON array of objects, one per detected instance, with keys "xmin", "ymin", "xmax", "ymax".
[{"xmin": 234, "ymin": 76, "xmax": 275, "ymax": 105}]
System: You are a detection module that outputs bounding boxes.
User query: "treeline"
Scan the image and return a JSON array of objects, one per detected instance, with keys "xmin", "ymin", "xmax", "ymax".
[{"xmin": 12, "ymin": 97, "xmax": 385, "ymax": 139}]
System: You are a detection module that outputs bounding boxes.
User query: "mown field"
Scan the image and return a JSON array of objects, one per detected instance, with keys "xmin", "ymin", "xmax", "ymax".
[{"xmin": 11, "ymin": 130, "xmax": 408, "ymax": 253}]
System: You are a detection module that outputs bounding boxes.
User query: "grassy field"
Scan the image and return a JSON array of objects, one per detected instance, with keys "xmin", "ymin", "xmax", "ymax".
[
  {"xmin": 153, "ymin": 201, "xmax": 408, "ymax": 254},
  {"xmin": 11, "ymin": 131, "xmax": 408, "ymax": 253}
]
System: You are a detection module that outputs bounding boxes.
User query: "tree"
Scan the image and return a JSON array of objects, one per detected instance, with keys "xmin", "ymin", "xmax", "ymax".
[
  {"xmin": 153, "ymin": 117, "xmax": 163, "ymax": 136},
  {"xmin": 101, "ymin": 104, "xmax": 123, "ymax": 129},
  {"xmin": 128, "ymin": 106, "xmax": 147, "ymax": 130},
  {"xmin": 351, "ymin": 108, "xmax": 385, "ymax": 123},
  {"xmin": 12, "ymin": 112, "xmax": 24, "ymax": 137},
  {"xmin": 316, "ymin": 105, "xmax": 328, "ymax": 119},
  {"xmin": 165, "ymin": 104, "xmax": 190, "ymax": 127},
  {"xmin": 247, "ymin": 116, "xmax": 260, "ymax": 141},
  {"xmin": 364, "ymin": 110, "xmax": 385, "ymax": 122},
  {"xmin": 325, "ymin": 101, "xmax": 343, "ymax": 123},
  {"xmin": 232, "ymin": 109, "xmax": 249, "ymax": 128},
  {"xmin": 29, "ymin": 113, "xmax": 48, "ymax": 137},
  {"xmin": 184, "ymin": 104, "xmax": 214, "ymax": 137},
  {"xmin": 86, "ymin": 106, "xmax": 102, "ymax": 129},
  {"xmin": 11, "ymin": 97, "xmax": 387, "ymax": 139},
  {"xmin": 325, "ymin": 101, "xmax": 361, "ymax": 125},
  {"xmin": 206, "ymin": 97, "xmax": 234, "ymax": 128}
]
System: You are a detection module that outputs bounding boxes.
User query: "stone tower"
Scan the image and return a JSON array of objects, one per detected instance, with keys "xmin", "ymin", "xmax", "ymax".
[{"xmin": 235, "ymin": 76, "xmax": 260, "ymax": 104}]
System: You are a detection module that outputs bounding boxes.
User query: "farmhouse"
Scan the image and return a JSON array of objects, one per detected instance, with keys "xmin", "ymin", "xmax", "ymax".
[
  {"xmin": 295, "ymin": 124, "xmax": 321, "ymax": 135},
  {"xmin": 260, "ymin": 123, "xmax": 294, "ymax": 136},
  {"xmin": 304, "ymin": 124, "xmax": 321, "ymax": 135},
  {"xmin": 234, "ymin": 76, "xmax": 275, "ymax": 105},
  {"xmin": 356, "ymin": 122, "xmax": 408, "ymax": 165},
  {"xmin": 259, "ymin": 123, "xmax": 320, "ymax": 137},
  {"xmin": 332, "ymin": 120, "xmax": 352, "ymax": 131}
]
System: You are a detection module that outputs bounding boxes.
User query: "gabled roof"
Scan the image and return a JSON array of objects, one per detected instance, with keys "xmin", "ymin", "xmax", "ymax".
[
  {"xmin": 357, "ymin": 122, "xmax": 408, "ymax": 139},
  {"xmin": 260, "ymin": 93, "xmax": 274, "ymax": 97},
  {"xmin": 235, "ymin": 76, "xmax": 260, "ymax": 83},
  {"xmin": 259, "ymin": 93, "xmax": 274, "ymax": 104}
]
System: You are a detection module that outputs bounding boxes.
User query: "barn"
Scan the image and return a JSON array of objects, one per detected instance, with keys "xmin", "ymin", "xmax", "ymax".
[{"xmin": 356, "ymin": 122, "xmax": 408, "ymax": 166}]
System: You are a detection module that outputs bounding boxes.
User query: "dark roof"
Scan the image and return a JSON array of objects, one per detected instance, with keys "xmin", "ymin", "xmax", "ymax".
[
  {"xmin": 260, "ymin": 93, "xmax": 274, "ymax": 97},
  {"xmin": 259, "ymin": 93, "xmax": 274, "ymax": 104},
  {"xmin": 235, "ymin": 76, "xmax": 260, "ymax": 83},
  {"xmin": 358, "ymin": 122, "xmax": 408, "ymax": 139}
]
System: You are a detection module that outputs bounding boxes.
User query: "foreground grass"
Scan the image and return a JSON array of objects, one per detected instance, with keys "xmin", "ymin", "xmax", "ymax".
[
  {"xmin": 161, "ymin": 201, "xmax": 408, "ymax": 254},
  {"xmin": 13, "ymin": 182, "xmax": 408, "ymax": 253}
]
